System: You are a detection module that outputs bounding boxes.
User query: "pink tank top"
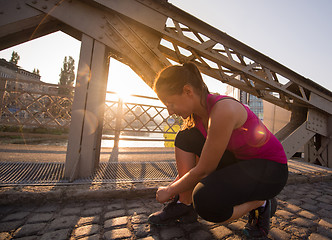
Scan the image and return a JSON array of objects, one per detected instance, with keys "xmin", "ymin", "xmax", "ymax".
[{"xmin": 195, "ymin": 94, "xmax": 287, "ymax": 164}]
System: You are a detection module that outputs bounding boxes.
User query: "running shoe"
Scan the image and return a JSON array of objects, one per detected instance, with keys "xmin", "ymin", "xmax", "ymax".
[
  {"xmin": 148, "ymin": 196, "xmax": 197, "ymax": 225},
  {"xmin": 243, "ymin": 198, "xmax": 277, "ymax": 238}
]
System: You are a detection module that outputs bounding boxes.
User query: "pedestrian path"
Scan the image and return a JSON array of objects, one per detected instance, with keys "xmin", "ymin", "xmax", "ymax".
[
  {"xmin": 0, "ymin": 144, "xmax": 332, "ymax": 239},
  {"xmin": 0, "ymin": 180, "xmax": 331, "ymax": 239}
]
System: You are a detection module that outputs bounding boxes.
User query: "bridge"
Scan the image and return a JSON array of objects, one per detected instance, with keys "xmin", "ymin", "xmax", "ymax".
[{"xmin": 1, "ymin": 0, "xmax": 331, "ymax": 180}]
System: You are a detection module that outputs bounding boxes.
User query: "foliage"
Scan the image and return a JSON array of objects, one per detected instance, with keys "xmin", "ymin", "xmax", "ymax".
[
  {"xmin": 10, "ymin": 51, "xmax": 20, "ymax": 65},
  {"xmin": 58, "ymin": 56, "xmax": 75, "ymax": 95},
  {"xmin": 33, "ymin": 68, "xmax": 40, "ymax": 75}
]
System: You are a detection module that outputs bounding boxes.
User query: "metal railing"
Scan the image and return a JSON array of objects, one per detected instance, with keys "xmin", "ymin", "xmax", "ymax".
[{"xmin": 0, "ymin": 77, "xmax": 181, "ymax": 146}]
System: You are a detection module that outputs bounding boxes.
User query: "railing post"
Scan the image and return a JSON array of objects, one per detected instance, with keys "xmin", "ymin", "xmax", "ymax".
[
  {"xmin": 110, "ymin": 97, "xmax": 123, "ymax": 162},
  {"xmin": 0, "ymin": 78, "xmax": 7, "ymax": 117}
]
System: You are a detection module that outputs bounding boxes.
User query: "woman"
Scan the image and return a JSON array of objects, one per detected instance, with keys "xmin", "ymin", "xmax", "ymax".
[{"xmin": 148, "ymin": 62, "xmax": 288, "ymax": 238}]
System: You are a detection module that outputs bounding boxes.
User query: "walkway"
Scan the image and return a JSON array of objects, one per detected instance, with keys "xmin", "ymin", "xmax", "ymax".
[{"xmin": 0, "ymin": 144, "xmax": 332, "ymax": 239}]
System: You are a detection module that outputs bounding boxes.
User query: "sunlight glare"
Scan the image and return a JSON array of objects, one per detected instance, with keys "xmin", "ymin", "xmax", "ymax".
[{"xmin": 107, "ymin": 58, "xmax": 156, "ymax": 100}]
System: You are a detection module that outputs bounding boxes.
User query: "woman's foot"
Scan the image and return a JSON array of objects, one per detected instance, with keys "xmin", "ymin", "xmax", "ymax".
[
  {"xmin": 243, "ymin": 198, "xmax": 277, "ymax": 238},
  {"xmin": 148, "ymin": 196, "xmax": 197, "ymax": 225}
]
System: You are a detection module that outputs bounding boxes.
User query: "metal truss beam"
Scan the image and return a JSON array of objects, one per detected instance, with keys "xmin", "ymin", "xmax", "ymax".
[{"xmin": 0, "ymin": 0, "xmax": 331, "ymax": 172}]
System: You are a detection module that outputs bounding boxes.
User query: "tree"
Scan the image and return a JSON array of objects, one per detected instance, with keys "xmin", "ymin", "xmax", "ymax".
[
  {"xmin": 58, "ymin": 56, "xmax": 75, "ymax": 95},
  {"xmin": 10, "ymin": 51, "xmax": 20, "ymax": 65},
  {"xmin": 33, "ymin": 68, "xmax": 40, "ymax": 76}
]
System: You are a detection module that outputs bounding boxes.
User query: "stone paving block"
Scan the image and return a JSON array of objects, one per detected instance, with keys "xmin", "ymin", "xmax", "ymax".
[
  {"xmin": 301, "ymin": 203, "xmax": 319, "ymax": 212},
  {"xmin": 309, "ymin": 233, "xmax": 330, "ymax": 240},
  {"xmin": 275, "ymin": 210, "xmax": 293, "ymax": 219},
  {"xmin": 317, "ymin": 226, "xmax": 332, "ymax": 239},
  {"xmin": 210, "ymin": 225, "xmax": 232, "ymax": 239},
  {"xmin": 132, "ymin": 223, "xmax": 151, "ymax": 238},
  {"xmin": 318, "ymin": 218, "xmax": 332, "ymax": 228},
  {"xmin": 77, "ymin": 216, "xmax": 100, "ymax": 226},
  {"xmin": 138, "ymin": 236, "xmax": 159, "ymax": 240},
  {"xmin": 76, "ymin": 234, "xmax": 101, "ymax": 240},
  {"xmin": 131, "ymin": 214, "xmax": 148, "ymax": 224},
  {"xmin": 2, "ymin": 211, "xmax": 30, "ymax": 221},
  {"xmin": 106, "ymin": 202, "xmax": 123, "ymax": 211},
  {"xmin": 269, "ymin": 227, "xmax": 290, "ymax": 240},
  {"xmin": 81, "ymin": 207, "xmax": 103, "ymax": 216},
  {"xmin": 298, "ymin": 210, "xmax": 318, "ymax": 220},
  {"xmin": 160, "ymin": 226, "xmax": 185, "ymax": 240},
  {"xmin": 12, "ymin": 236, "xmax": 37, "ymax": 240},
  {"xmin": 302, "ymin": 198, "xmax": 318, "ymax": 205},
  {"xmin": 128, "ymin": 207, "xmax": 148, "ymax": 215},
  {"xmin": 0, "ymin": 220, "xmax": 24, "ymax": 232},
  {"xmin": 35, "ymin": 204, "xmax": 58, "ymax": 213},
  {"xmin": 287, "ymin": 198, "xmax": 302, "ymax": 205},
  {"xmin": 60, "ymin": 207, "xmax": 82, "ymax": 216},
  {"xmin": 0, "ymin": 232, "xmax": 10, "ymax": 240},
  {"xmin": 72, "ymin": 224, "xmax": 99, "ymax": 238},
  {"xmin": 104, "ymin": 216, "xmax": 128, "ymax": 229},
  {"xmin": 127, "ymin": 200, "xmax": 142, "ymax": 209},
  {"xmin": 188, "ymin": 229, "xmax": 212, "ymax": 240},
  {"xmin": 198, "ymin": 218, "xmax": 216, "ymax": 227},
  {"xmin": 104, "ymin": 228, "xmax": 132, "ymax": 240},
  {"xmin": 48, "ymin": 215, "xmax": 79, "ymax": 231},
  {"xmin": 40, "ymin": 228, "xmax": 70, "ymax": 240},
  {"xmin": 317, "ymin": 209, "xmax": 332, "ymax": 218},
  {"xmin": 14, "ymin": 223, "xmax": 47, "ymax": 238},
  {"xmin": 27, "ymin": 213, "xmax": 54, "ymax": 223},
  {"xmin": 318, "ymin": 202, "xmax": 332, "ymax": 211},
  {"xmin": 104, "ymin": 209, "xmax": 126, "ymax": 219},
  {"xmin": 227, "ymin": 220, "xmax": 246, "ymax": 231},
  {"xmin": 319, "ymin": 195, "xmax": 332, "ymax": 204},
  {"xmin": 276, "ymin": 194, "xmax": 286, "ymax": 200},
  {"xmin": 0, "ymin": 206, "xmax": 14, "ymax": 215},
  {"xmin": 284, "ymin": 225, "xmax": 310, "ymax": 238},
  {"xmin": 284, "ymin": 203, "xmax": 301, "ymax": 213},
  {"xmin": 291, "ymin": 217, "xmax": 316, "ymax": 227}
]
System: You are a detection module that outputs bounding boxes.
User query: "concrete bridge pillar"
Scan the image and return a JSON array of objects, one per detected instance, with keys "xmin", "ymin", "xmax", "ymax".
[{"xmin": 65, "ymin": 34, "xmax": 109, "ymax": 180}]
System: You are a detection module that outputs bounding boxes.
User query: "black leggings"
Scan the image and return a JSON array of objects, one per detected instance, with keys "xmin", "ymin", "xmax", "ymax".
[{"xmin": 175, "ymin": 128, "xmax": 288, "ymax": 223}]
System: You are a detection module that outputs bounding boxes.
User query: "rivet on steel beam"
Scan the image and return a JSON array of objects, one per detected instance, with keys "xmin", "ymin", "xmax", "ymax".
[
  {"xmin": 100, "ymin": 25, "xmax": 104, "ymax": 29},
  {"xmin": 99, "ymin": 36, "xmax": 103, "ymax": 40},
  {"xmin": 42, "ymin": 5, "xmax": 47, "ymax": 9},
  {"xmin": 32, "ymin": 0, "xmax": 37, "ymax": 4}
]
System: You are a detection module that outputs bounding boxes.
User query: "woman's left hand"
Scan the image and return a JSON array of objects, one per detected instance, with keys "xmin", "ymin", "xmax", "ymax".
[{"xmin": 156, "ymin": 186, "xmax": 173, "ymax": 203}]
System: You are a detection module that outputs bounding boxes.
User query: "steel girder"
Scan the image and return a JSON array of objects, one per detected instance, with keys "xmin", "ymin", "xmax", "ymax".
[{"xmin": 0, "ymin": 0, "xmax": 331, "ymax": 175}]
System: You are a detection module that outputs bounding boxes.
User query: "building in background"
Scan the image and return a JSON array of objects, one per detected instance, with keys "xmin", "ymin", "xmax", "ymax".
[
  {"xmin": 225, "ymin": 85, "xmax": 264, "ymax": 121},
  {"xmin": 0, "ymin": 58, "xmax": 58, "ymax": 120},
  {"xmin": 0, "ymin": 58, "xmax": 41, "ymax": 82}
]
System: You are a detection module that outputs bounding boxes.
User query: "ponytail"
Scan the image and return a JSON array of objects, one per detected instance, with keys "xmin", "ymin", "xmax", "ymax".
[{"xmin": 154, "ymin": 62, "xmax": 210, "ymax": 129}]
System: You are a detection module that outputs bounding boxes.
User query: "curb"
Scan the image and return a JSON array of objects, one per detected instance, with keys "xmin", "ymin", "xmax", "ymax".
[{"xmin": 1, "ymin": 173, "xmax": 332, "ymax": 206}]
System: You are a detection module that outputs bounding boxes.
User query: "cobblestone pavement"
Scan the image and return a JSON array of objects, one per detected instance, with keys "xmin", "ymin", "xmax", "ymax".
[{"xmin": 0, "ymin": 180, "xmax": 331, "ymax": 240}]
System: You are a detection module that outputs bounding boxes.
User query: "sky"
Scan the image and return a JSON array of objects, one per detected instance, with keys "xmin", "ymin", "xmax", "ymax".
[{"xmin": 0, "ymin": 0, "xmax": 331, "ymax": 98}]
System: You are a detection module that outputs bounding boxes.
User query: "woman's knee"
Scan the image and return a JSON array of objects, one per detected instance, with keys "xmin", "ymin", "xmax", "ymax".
[
  {"xmin": 175, "ymin": 128, "xmax": 205, "ymax": 156},
  {"xmin": 192, "ymin": 182, "xmax": 233, "ymax": 223}
]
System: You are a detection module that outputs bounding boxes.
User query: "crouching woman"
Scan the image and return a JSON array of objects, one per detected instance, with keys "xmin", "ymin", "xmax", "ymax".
[{"xmin": 148, "ymin": 62, "xmax": 288, "ymax": 238}]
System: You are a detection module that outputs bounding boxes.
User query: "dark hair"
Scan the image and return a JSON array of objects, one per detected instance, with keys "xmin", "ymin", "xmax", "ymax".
[{"xmin": 154, "ymin": 62, "xmax": 209, "ymax": 129}]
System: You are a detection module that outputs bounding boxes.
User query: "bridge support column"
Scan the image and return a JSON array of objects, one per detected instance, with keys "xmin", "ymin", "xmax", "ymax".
[
  {"xmin": 65, "ymin": 34, "xmax": 109, "ymax": 180},
  {"xmin": 304, "ymin": 115, "xmax": 332, "ymax": 168}
]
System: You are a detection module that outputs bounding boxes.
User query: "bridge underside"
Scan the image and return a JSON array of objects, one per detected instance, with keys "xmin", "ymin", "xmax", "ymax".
[{"xmin": 0, "ymin": 0, "xmax": 331, "ymax": 179}]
